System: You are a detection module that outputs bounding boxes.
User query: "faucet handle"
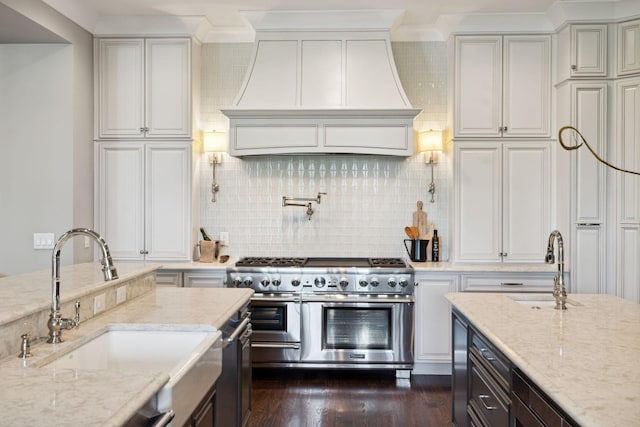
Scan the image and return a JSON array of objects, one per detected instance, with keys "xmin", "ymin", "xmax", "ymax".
[
  {"xmin": 74, "ymin": 300, "xmax": 80, "ymax": 328},
  {"xmin": 18, "ymin": 333, "xmax": 32, "ymax": 358}
]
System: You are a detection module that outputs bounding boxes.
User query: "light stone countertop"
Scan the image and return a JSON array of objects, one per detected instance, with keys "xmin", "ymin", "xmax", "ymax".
[
  {"xmin": 159, "ymin": 258, "xmax": 236, "ymax": 271},
  {"xmin": 446, "ymin": 292, "xmax": 640, "ymax": 427},
  {"xmin": 0, "ymin": 264, "xmax": 253, "ymax": 427},
  {"xmin": 410, "ymin": 261, "xmax": 558, "ymax": 273}
]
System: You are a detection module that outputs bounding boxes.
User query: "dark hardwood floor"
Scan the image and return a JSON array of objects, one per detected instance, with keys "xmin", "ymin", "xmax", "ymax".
[{"xmin": 248, "ymin": 369, "xmax": 451, "ymax": 427}]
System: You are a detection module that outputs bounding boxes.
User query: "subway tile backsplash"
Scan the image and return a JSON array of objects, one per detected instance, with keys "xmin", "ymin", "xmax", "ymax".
[{"xmin": 200, "ymin": 41, "xmax": 451, "ymax": 260}]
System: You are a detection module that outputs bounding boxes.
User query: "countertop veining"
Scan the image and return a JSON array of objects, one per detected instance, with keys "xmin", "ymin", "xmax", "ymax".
[{"xmin": 447, "ymin": 292, "xmax": 640, "ymax": 426}]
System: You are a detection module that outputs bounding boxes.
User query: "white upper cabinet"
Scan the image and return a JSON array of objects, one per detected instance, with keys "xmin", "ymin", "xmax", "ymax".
[
  {"xmin": 454, "ymin": 35, "xmax": 551, "ymax": 138},
  {"xmin": 618, "ymin": 19, "xmax": 640, "ymax": 76},
  {"xmin": 557, "ymin": 24, "xmax": 608, "ymax": 81},
  {"xmin": 96, "ymin": 38, "xmax": 191, "ymax": 139},
  {"xmin": 454, "ymin": 141, "xmax": 551, "ymax": 263}
]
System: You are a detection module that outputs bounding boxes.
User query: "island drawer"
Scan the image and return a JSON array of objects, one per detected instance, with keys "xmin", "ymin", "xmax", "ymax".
[
  {"xmin": 512, "ymin": 369, "xmax": 575, "ymax": 427},
  {"xmin": 461, "ymin": 274, "xmax": 555, "ymax": 293},
  {"xmin": 468, "ymin": 353, "xmax": 510, "ymax": 427},
  {"xmin": 469, "ymin": 328, "xmax": 510, "ymax": 391}
]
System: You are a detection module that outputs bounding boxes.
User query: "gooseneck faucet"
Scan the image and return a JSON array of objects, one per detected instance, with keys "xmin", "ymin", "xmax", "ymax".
[
  {"xmin": 545, "ymin": 230, "xmax": 567, "ymax": 310},
  {"xmin": 47, "ymin": 228, "xmax": 119, "ymax": 343}
]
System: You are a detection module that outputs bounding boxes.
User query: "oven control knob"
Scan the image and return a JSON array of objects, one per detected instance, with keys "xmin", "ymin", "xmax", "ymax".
[
  {"xmin": 339, "ymin": 278, "xmax": 349, "ymax": 288},
  {"xmin": 272, "ymin": 277, "xmax": 282, "ymax": 287},
  {"xmin": 359, "ymin": 279, "xmax": 368, "ymax": 287},
  {"xmin": 370, "ymin": 278, "xmax": 380, "ymax": 287},
  {"xmin": 243, "ymin": 277, "xmax": 254, "ymax": 287},
  {"xmin": 399, "ymin": 278, "xmax": 409, "ymax": 288},
  {"xmin": 260, "ymin": 278, "xmax": 270, "ymax": 287},
  {"xmin": 232, "ymin": 277, "xmax": 242, "ymax": 287},
  {"xmin": 314, "ymin": 277, "xmax": 326, "ymax": 288},
  {"xmin": 388, "ymin": 278, "xmax": 397, "ymax": 287},
  {"xmin": 291, "ymin": 278, "xmax": 301, "ymax": 287}
]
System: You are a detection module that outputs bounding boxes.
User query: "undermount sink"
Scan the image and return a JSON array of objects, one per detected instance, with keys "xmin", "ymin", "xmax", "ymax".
[
  {"xmin": 42, "ymin": 325, "xmax": 222, "ymax": 426},
  {"xmin": 509, "ymin": 294, "xmax": 581, "ymax": 308}
]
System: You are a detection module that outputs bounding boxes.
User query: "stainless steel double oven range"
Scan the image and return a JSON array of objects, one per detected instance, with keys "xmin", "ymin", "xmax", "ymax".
[{"xmin": 226, "ymin": 257, "xmax": 415, "ymax": 376}]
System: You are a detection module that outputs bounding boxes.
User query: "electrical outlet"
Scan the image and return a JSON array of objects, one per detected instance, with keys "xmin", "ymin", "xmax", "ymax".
[
  {"xmin": 84, "ymin": 236, "xmax": 90, "ymax": 248},
  {"xmin": 220, "ymin": 231, "xmax": 229, "ymax": 246},
  {"xmin": 93, "ymin": 293, "xmax": 106, "ymax": 314},
  {"xmin": 116, "ymin": 286, "xmax": 127, "ymax": 304},
  {"xmin": 33, "ymin": 233, "xmax": 55, "ymax": 250}
]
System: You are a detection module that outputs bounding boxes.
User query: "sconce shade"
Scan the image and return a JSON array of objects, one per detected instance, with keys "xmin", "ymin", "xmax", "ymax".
[
  {"xmin": 203, "ymin": 131, "xmax": 227, "ymax": 153},
  {"xmin": 418, "ymin": 130, "xmax": 443, "ymax": 153}
]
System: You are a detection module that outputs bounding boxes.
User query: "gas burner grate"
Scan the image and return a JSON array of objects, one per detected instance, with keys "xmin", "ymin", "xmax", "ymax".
[
  {"xmin": 368, "ymin": 258, "xmax": 407, "ymax": 268},
  {"xmin": 236, "ymin": 257, "xmax": 308, "ymax": 267}
]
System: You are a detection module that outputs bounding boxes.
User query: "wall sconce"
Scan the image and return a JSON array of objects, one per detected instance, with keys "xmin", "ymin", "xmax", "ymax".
[
  {"xmin": 203, "ymin": 131, "xmax": 227, "ymax": 202},
  {"xmin": 418, "ymin": 130, "xmax": 443, "ymax": 203}
]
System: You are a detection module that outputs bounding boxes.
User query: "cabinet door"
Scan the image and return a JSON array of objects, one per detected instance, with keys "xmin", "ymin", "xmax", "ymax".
[
  {"xmin": 571, "ymin": 83, "xmax": 607, "ymax": 224},
  {"xmin": 414, "ymin": 275, "xmax": 458, "ymax": 375},
  {"xmin": 503, "ymin": 36, "xmax": 551, "ymax": 137},
  {"xmin": 618, "ymin": 19, "xmax": 640, "ymax": 76},
  {"xmin": 145, "ymin": 144, "xmax": 191, "ymax": 260},
  {"xmin": 454, "ymin": 143, "xmax": 501, "ymax": 262},
  {"xmin": 145, "ymin": 39, "xmax": 191, "ymax": 138},
  {"xmin": 573, "ymin": 225, "xmax": 604, "ymax": 294},
  {"xmin": 502, "ymin": 143, "xmax": 550, "ymax": 262},
  {"xmin": 97, "ymin": 39, "xmax": 145, "ymax": 138},
  {"xmin": 616, "ymin": 77, "xmax": 640, "ymax": 302},
  {"xmin": 96, "ymin": 143, "xmax": 145, "ymax": 260},
  {"xmin": 454, "ymin": 36, "xmax": 502, "ymax": 137},
  {"xmin": 571, "ymin": 24, "xmax": 608, "ymax": 77}
]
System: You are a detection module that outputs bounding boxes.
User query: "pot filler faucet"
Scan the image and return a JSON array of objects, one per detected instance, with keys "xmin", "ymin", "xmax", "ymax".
[
  {"xmin": 545, "ymin": 230, "xmax": 567, "ymax": 310},
  {"xmin": 47, "ymin": 228, "xmax": 119, "ymax": 343}
]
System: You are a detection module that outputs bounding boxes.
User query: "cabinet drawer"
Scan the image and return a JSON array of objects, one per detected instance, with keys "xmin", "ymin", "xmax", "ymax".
[
  {"xmin": 461, "ymin": 274, "xmax": 555, "ymax": 293},
  {"xmin": 469, "ymin": 353, "xmax": 510, "ymax": 427},
  {"xmin": 156, "ymin": 270, "xmax": 183, "ymax": 287},
  {"xmin": 470, "ymin": 328, "xmax": 510, "ymax": 390},
  {"xmin": 512, "ymin": 370, "xmax": 573, "ymax": 427}
]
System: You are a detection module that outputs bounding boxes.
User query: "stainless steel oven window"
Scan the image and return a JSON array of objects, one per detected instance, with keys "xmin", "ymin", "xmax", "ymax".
[
  {"xmin": 252, "ymin": 306, "xmax": 287, "ymax": 331},
  {"xmin": 323, "ymin": 307, "xmax": 392, "ymax": 350}
]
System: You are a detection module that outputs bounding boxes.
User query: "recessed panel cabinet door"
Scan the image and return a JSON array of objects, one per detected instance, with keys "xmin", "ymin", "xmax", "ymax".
[
  {"xmin": 96, "ymin": 143, "xmax": 145, "ymax": 259},
  {"xmin": 454, "ymin": 143, "xmax": 502, "ymax": 262},
  {"xmin": 502, "ymin": 143, "xmax": 550, "ymax": 262},
  {"xmin": 97, "ymin": 39, "xmax": 145, "ymax": 138},
  {"xmin": 145, "ymin": 144, "xmax": 191, "ymax": 260},
  {"xmin": 145, "ymin": 39, "xmax": 191, "ymax": 137}
]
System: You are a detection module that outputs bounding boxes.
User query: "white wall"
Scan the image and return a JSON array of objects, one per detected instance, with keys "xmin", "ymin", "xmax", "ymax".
[
  {"xmin": 0, "ymin": 1, "xmax": 93, "ymax": 275},
  {"xmin": 199, "ymin": 42, "xmax": 452, "ymax": 260}
]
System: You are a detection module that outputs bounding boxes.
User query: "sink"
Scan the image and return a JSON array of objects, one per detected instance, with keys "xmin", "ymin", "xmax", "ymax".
[
  {"xmin": 42, "ymin": 325, "xmax": 222, "ymax": 426},
  {"xmin": 509, "ymin": 294, "xmax": 581, "ymax": 308}
]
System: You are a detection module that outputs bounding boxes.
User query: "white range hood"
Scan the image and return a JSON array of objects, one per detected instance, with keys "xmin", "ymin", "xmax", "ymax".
[{"xmin": 221, "ymin": 10, "xmax": 421, "ymax": 156}]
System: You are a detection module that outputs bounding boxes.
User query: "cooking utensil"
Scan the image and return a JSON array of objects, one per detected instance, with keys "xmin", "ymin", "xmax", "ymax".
[
  {"xmin": 410, "ymin": 226, "xmax": 419, "ymax": 239},
  {"xmin": 404, "ymin": 226, "xmax": 416, "ymax": 240}
]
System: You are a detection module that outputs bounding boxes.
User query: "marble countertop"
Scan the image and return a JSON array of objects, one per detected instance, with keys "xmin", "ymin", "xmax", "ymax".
[
  {"xmin": 159, "ymin": 258, "xmax": 236, "ymax": 271},
  {"xmin": 410, "ymin": 261, "xmax": 557, "ymax": 273},
  {"xmin": 0, "ymin": 266, "xmax": 253, "ymax": 426},
  {"xmin": 446, "ymin": 292, "xmax": 640, "ymax": 426}
]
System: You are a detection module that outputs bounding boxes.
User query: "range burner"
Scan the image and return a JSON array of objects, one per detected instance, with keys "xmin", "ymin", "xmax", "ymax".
[
  {"xmin": 369, "ymin": 258, "xmax": 407, "ymax": 268},
  {"xmin": 235, "ymin": 257, "xmax": 307, "ymax": 267}
]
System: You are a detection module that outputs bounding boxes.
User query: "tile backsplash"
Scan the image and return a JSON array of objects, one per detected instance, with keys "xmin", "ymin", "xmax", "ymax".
[{"xmin": 200, "ymin": 41, "xmax": 451, "ymax": 260}]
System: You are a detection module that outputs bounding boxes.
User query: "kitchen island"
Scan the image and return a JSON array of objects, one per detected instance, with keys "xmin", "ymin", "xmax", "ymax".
[
  {"xmin": 0, "ymin": 263, "xmax": 253, "ymax": 426},
  {"xmin": 446, "ymin": 292, "xmax": 640, "ymax": 426}
]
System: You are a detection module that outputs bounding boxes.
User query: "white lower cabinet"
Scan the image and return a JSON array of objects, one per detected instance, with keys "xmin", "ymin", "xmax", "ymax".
[
  {"xmin": 95, "ymin": 142, "xmax": 191, "ymax": 261},
  {"xmin": 413, "ymin": 274, "xmax": 458, "ymax": 375},
  {"xmin": 156, "ymin": 270, "xmax": 184, "ymax": 287},
  {"xmin": 183, "ymin": 271, "xmax": 226, "ymax": 288}
]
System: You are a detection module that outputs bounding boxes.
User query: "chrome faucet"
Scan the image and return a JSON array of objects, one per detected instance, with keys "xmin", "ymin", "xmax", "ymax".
[
  {"xmin": 545, "ymin": 230, "xmax": 567, "ymax": 310},
  {"xmin": 47, "ymin": 228, "xmax": 119, "ymax": 343}
]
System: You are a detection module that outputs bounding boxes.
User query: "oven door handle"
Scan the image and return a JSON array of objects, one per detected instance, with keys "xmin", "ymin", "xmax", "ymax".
[
  {"xmin": 251, "ymin": 296, "xmax": 300, "ymax": 303},
  {"xmin": 301, "ymin": 295, "xmax": 414, "ymax": 303},
  {"xmin": 252, "ymin": 342, "xmax": 301, "ymax": 350}
]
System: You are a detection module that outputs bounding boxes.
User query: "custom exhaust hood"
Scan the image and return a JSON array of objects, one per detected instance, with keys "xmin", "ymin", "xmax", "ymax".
[{"xmin": 221, "ymin": 10, "xmax": 421, "ymax": 156}]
